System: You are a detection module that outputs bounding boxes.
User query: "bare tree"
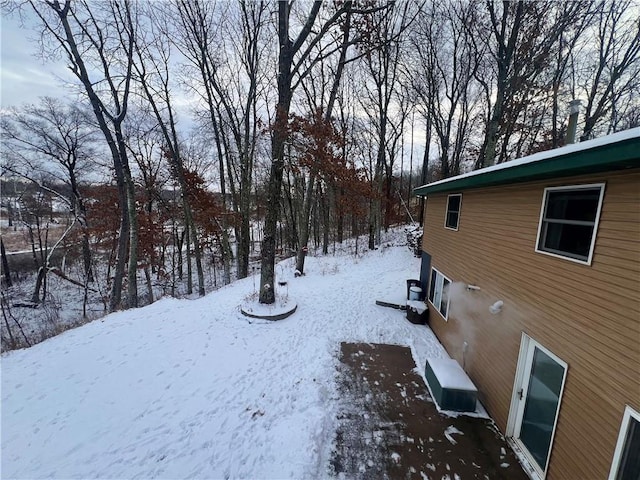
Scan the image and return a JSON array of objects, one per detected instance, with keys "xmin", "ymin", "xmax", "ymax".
[
  {"xmin": 410, "ymin": 1, "xmax": 483, "ymax": 179},
  {"xmin": 29, "ymin": 0, "xmax": 140, "ymax": 310},
  {"xmin": 477, "ymin": 1, "xmax": 585, "ymax": 167},
  {"xmin": 172, "ymin": 0, "xmax": 270, "ymax": 282},
  {"xmin": 124, "ymin": 112, "xmax": 170, "ymax": 303},
  {"xmin": 130, "ymin": 2, "xmax": 205, "ymax": 297},
  {"xmin": 1, "ymin": 98, "xmax": 96, "ymax": 284},
  {"xmin": 293, "ymin": 1, "xmax": 355, "ymax": 275},
  {"xmin": 18, "ymin": 187, "xmax": 53, "ymax": 304},
  {"xmin": 578, "ymin": 0, "xmax": 640, "ymax": 140},
  {"xmin": 259, "ymin": 1, "xmax": 366, "ymax": 303},
  {"xmin": 356, "ymin": 1, "xmax": 415, "ymax": 248},
  {"xmin": 546, "ymin": 8, "xmax": 593, "ymax": 148}
]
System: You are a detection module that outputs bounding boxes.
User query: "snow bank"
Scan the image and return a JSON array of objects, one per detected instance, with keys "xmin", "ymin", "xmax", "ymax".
[{"xmin": 1, "ymin": 236, "xmax": 447, "ymax": 479}]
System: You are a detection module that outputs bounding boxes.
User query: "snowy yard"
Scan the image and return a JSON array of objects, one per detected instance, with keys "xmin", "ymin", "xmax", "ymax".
[{"xmin": 2, "ymin": 232, "xmax": 450, "ymax": 478}]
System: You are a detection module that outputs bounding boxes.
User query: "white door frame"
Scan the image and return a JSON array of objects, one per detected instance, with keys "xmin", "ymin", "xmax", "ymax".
[
  {"xmin": 609, "ymin": 405, "xmax": 640, "ymax": 479},
  {"xmin": 507, "ymin": 333, "xmax": 568, "ymax": 479}
]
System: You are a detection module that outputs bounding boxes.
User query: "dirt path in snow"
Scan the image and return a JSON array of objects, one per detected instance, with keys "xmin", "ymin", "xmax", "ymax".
[{"xmin": 331, "ymin": 342, "xmax": 530, "ymax": 480}]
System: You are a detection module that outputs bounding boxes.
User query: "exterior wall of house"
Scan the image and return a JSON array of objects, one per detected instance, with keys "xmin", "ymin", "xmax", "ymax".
[{"xmin": 421, "ymin": 168, "xmax": 640, "ymax": 479}]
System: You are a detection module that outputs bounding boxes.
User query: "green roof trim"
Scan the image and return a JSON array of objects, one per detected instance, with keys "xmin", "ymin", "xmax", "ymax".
[{"xmin": 414, "ymin": 130, "xmax": 640, "ymax": 196}]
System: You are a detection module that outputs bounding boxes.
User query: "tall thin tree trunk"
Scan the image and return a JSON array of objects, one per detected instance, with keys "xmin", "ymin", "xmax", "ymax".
[
  {"xmin": 321, "ymin": 186, "xmax": 329, "ymax": 255},
  {"xmin": 419, "ymin": 115, "xmax": 431, "ymax": 226},
  {"xmin": 187, "ymin": 209, "xmax": 206, "ymax": 296},
  {"xmin": 1, "ymin": 237, "xmax": 12, "ymax": 287},
  {"xmin": 31, "ymin": 267, "xmax": 45, "ymax": 304},
  {"xmin": 294, "ymin": 2, "xmax": 352, "ymax": 275},
  {"xmin": 185, "ymin": 221, "xmax": 193, "ymax": 295},
  {"xmin": 121, "ymin": 149, "xmax": 138, "ymax": 308},
  {"xmin": 294, "ymin": 171, "xmax": 316, "ymax": 274},
  {"xmin": 259, "ymin": 1, "xmax": 297, "ymax": 304},
  {"xmin": 144, "ymin": 265, "xmax": 153, "ymax": 305}
]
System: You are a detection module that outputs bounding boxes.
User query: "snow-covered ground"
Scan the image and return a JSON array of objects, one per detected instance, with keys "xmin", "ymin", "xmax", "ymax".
[{"xmin": 1, "ymin": 230, "xmax": 448, "ymax": 479}]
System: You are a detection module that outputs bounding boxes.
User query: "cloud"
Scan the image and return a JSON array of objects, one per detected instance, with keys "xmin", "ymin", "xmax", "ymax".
[{"xmin": 0, "ymin": 12, "xmax": 75, "ymax": 108}]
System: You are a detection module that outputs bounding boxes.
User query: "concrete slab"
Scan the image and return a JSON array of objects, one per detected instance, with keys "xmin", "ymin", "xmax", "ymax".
[{"xmin": 330, "ymin": 343, "xmax": 529, "ymax": 480}]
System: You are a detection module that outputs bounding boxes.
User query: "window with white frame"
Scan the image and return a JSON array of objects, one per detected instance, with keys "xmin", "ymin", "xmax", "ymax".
[
  {"xmin": 428, "ymin": 268, "xmax": 451, "ymax": 320},
  {"xmin": 609, "ymin": 406, "xmax": 640, "ymax": 480},
  {"xmin": 445, "ymin": 194, "xmax": 462, "ymax": 230},
  {"xmin": 536, "ymin": 184, "xmax": 605, "ymax": 264}
]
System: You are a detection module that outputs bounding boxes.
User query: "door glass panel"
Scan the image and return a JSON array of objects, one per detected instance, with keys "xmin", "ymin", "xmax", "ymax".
[
  {"xmin": 617, "ymin": 416, "xmax": 640, "ymax": 480},
  {"xmin": 519, "ymin": 347, "xmax": 565, "ymax": 471}
]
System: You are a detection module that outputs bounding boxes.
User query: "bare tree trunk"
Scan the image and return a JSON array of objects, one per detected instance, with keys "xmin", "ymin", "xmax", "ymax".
[
  {"xmin": 185, "ymin": 221, "xmax": 193, "ymax": 295},
  {"xmin": 1, "ymin": 237, "xmax": 11, "ymax": 287},
  {"xmin": 176, "ymin": 229, "xmax": 184, "ymax": 281},
  {"xmin": 419, "ymin": 116, "xmax": 431, "ymax": 226},
  {"xmin": 144, "ymin": 266, "xmax": 153, "ymax": 304},
  {"xmin": 31, "ymin": 267, "xmax": 45, "ymax": 304},
  {"xmin": 321, "ymin": 185, "xmax": 329, "ymax": 255},
  {"xmin": 120, "ymin": 137, "xmax": 138, "ymax": 308},
  {"xmin": 337, "ymin": 194, "xmax": 344, "ymax": 243},
  {"xmin": 188, "ymin": 211, "xmax": 206, "ymax": 296},
  {"xmin": 30, "ymin": 0, "xmax": 137, "ymax": 312},
  {"xmin": 368, "ymin": 201, "xmax": 377, "ymax": 250},
  {"xmin": 295, "ymin": 2, "xmax": 353, "ymax": 275},
  {"xmin": 259, "ymin": 1, "xmax": 304, "ymax": 304},
  {"xmin": 294, "ymin": 173, "xmax": 316, "ymax": 274}
]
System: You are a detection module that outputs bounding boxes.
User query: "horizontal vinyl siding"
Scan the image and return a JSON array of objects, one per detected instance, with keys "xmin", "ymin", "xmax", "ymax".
[{"xmin": 422, "ymin": 169, "xmax": 640, "ymax": 479}]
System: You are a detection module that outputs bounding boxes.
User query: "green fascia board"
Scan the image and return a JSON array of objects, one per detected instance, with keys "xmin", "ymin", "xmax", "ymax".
[{"xmin": 414, "ymin": 134, "xmax": 640, "ymax": 196}]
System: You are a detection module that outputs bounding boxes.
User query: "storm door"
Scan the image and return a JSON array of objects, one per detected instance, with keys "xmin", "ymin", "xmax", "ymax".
[{"xmin": 512, "ymin": 336, "xmax": 567, "ymax": 478}]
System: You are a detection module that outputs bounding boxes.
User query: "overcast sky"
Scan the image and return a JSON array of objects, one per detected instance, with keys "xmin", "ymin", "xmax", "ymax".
[{"xmin": 0, "ymin": 11, "xmax": 80, "ymax": 109}]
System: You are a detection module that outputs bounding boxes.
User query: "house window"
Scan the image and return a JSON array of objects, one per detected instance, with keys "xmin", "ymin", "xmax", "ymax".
[
  {"xmin": 609, "ymin": 406, "xmax": 640, "ymax": 480},
  {"xmin": 428, "ymin": 268, "xmax": 451, "ymax": 320},
  {"xmin": 445, "ymin": 194, "xmax": 462, "ymax": 230},
  {"xmin": 536, "ymin": 184, "xmax": 605, "ymax": 264}
]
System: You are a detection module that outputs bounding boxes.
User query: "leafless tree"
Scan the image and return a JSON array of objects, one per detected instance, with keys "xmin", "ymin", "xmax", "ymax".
[
  {"xmin": 29, "ymin": 0, "xmax": 140, "ymax": 310},
  {"xmin": 171, "ymin": 0, "xmax": 270, "ymax": 282},
  {"xmin": 258, "ymin": 0, "xmax": 379, "ymax": 303},
  {"xmin": 293, "ymin": 1, "xmax": 355, "ymax": 274},
  {"xmin": 356, "ymin": 1, "xmax": 415, "ymax": 248},
  {"xmin": 477, "ymin": 1, "xmax": 585, "ymax": 167},
  {"xmin": 124, "ymin": 111, "xmax": 169, "ymax": 303},
  {"xmin": 578, "ymin": 0, "xmax": 640, "ymax": 140},
  {"xmin": 1, "ymin": 98, "xmax": 96, "ymax": 284},
  {"xmin": 410, "ymin": 1, "xmax": 484, "ymax": 180},
  {"xmin": 130, "ymin": 2, "xmax": 206, "ymax": 296}
]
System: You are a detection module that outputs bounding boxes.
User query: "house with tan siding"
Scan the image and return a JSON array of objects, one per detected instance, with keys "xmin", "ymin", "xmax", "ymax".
[{"xmin": 414, "ymin": 128, "xmax": 640, "ymax": 480}]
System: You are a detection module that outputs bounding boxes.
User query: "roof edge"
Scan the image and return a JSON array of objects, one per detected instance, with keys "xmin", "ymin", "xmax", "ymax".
[{"xmin": 414, "ymin": 128, "xmax": 640, "ymax": 196}]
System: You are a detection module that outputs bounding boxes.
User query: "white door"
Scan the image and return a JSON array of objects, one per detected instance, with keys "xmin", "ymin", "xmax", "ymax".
[{"xmin": 509, "ymin": 335, "xmax": 568, "ymax": 478}]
